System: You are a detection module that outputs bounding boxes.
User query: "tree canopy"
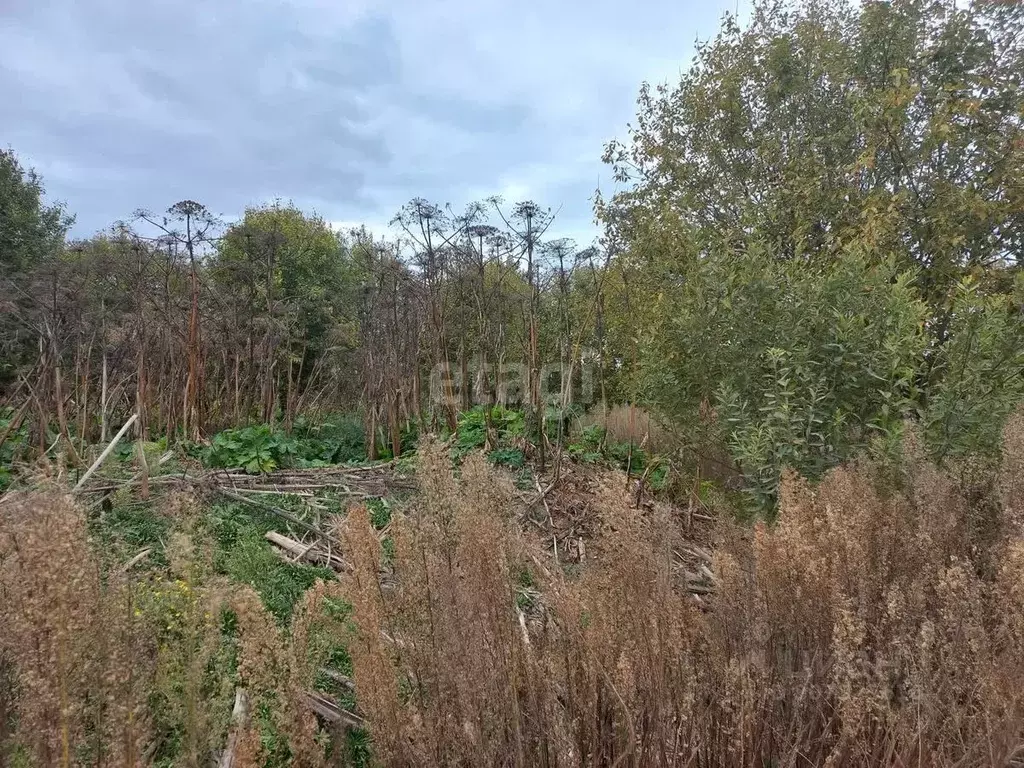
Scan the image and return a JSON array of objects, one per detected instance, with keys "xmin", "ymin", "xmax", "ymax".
[{"xmin": 602, "ymin": 0, "xmax": 1024, "ymax": 304}]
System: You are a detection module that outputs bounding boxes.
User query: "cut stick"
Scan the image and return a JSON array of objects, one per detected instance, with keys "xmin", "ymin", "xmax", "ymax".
[
  {"xmin": 265, "ymin": 530, "xmax": 347, "ymax": 571},
  {"xmin": 137, "ymin": 439, "xmax": 149, "ymax": 500},
  {"xmin": 73, "ymin": 413, "xmax": 138, "ymax": 492},
  {"xmin": 266, "ymin": 530, "xmax": 317, "ymax": 560},
  {"xmin": 120, "ymin": 547, "xmax": 153, "ymax": 573},
  {"xmin": 302, "ymin": 691, "xmax": 364, "ymax": 729},
  {"xmin": 219, "ymin": 688, "xmax": 249, "ymax": 768},
  {"xmin": 517, "ymin": 609, "xmax": 532, "ymax": 647}
]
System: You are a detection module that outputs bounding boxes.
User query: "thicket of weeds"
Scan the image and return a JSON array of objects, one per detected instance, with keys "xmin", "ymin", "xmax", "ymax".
[
  {"xmin": 340, "ymin": 428, "xmax": 1024, "ymax": 767},
  {"xmin": 3, "ymin": 417, "xmax": 1024, "ymax": 766},
  {"xmin": 0, "ymin": 488, "xmax": 361, "ymax": 767}
]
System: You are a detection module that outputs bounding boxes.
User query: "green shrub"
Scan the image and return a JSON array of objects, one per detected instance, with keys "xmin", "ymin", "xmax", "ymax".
[
  {"xmin": 924, "ymin": 277, "xmax": 1024, "ymax": 461},
  {"xmin": 203, "ymin": 416, "xmax": 369, "ymax": 473},
  {"xmin": 365, "ymin": 497, "xmax": 392, "ymax": 529},
  {"xmin": 453, "ymin": 406, "xmax": 525, "ymax": 460},
  {"xmin": 641, "ymin": 251, "xmax": 928, "ymax": 511},
  {"xmin": 203, "ymin": 424, "xmax": 299, "ymax": 473},
  {"xmin": 293, "ymin": 413, "xmax": 366, "ymax": 464},
  {"xmin": 488, "ymin": 448, "xmax": 526, "ymax": 468}
]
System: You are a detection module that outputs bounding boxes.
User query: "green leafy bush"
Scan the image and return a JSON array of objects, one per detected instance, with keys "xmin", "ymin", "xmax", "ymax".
[
  {"xmin": 203, "ymin": 424, "xmax": 299, "ymax": 473},
  {"xmin": 566, "ymin": 420, "xmax": 658, "ymax": 474},
  {"xmin": 203, "ymin": 416, "xmax": 369, "ymax": 473},
  {"xmin": 924, "ymin": 277, "xmax": 1024, "ymax": 460},
  {"xmin": 638, "ymin": 251, "xmax": 927, "ymax": 510},
  {"xmin": 365, "ymin": 497, "xmax": 392, "ymax": 529}
]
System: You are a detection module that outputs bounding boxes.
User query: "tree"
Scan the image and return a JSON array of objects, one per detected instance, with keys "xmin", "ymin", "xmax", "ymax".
[
  {"xmin": 0, "ymin": 150, "xmax": 73, "ymax": 390},
  {"xmin": 599, "ymin": 0, "xmax": 1024, "ymax": 509},
  {"xmin": 0, "ymin": 149, "xmax": 71, "ymax": 276},
  {"xmin": 213, "ymin": 203, "xmax": 357, "ymax": 426},
  {"xmin": 602, "ymin": 0, "xmax": 1024, "ymax": 307}
]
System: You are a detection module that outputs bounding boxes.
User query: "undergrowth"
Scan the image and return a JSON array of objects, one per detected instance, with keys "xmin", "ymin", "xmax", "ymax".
[
  {"xmin": 200, "ymin": 414, "xmax": 367, "ymax": 473},
  {"xmin": 4, "ymin": 414, "xmax": 1024, "ymax": 766},
  {"xmin": 335, "ymin": 428, "xmax": 1024, "ymax": 767},
  {"xmin": 0, "ymin": 406, "xmax": 28, "ymax": 492},
  {"xmin": 567, "ymin": 423, "xmax": 669, "ymax": 486}
]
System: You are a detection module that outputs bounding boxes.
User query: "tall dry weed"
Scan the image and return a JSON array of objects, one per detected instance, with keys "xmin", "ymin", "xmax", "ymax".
[
  {"xmin": 0, "ymin": 489, "xmax": 153, "ymax": 766},
  {"xmin": 7, "ymin": 423, "xmax": 1023, "ymax": 767},
  {"xmin": 339, "ymin": 431, "xmax": 1024, "ymax": 767},
  {"xmin": 232, "ymin": 578, "xmax": 348, "ymax": 767},
  {"xmin": 340, "ymin": 443, "xmax": 546, "ymax": 765},
  {"xmin": 581, "ymin": 403, "xmax": 669, "ymax": 453}
]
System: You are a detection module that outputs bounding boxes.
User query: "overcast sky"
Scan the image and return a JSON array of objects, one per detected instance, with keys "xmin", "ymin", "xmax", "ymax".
[{"xmin": 2, "ymin": 0, "xmax": 741, "ymax": 244}]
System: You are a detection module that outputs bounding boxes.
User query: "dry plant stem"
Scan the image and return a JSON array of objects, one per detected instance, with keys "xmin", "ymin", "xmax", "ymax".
[
  {"xmin": 73, "ymin": 413, "xmax": 139, "ymax": 492},
  {"xmin": 0, "ymin": 399, "xmax": 30, "ymax": 455},
  {"xmin": 218, "ymin": 688, "xmax": 249, "ymax": 768}
]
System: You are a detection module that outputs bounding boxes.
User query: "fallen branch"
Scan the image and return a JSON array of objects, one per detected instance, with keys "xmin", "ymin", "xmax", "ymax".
[
  {"xmin": 302, "ymin": 691, "xmax": 364, "ymax": 730},
  {"xmin": 73, "ymin": 413, "xmax": 138, "ymax": 492},
  {"xmin": 319, "ymin": 669, "xmax": 355, "ymax": 692},
  {"xmin": 265, "ymin": 530, "xmax": 347, "ymax": 572},
  {"xmin": 218, "ymin": 688, "xmax": 249, "ymax": 768},
  {"xmin": 119, "ymin": 548, "xmax": 153, "ymax": 573}
]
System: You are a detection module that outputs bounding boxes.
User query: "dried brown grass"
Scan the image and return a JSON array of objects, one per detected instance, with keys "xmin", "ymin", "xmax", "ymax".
[
  {"xmin": 340, "ymin": 445, "xmax": 535, "ymax": 765},
  {"xmin": 232, "ymin": 585, "xmax": 330, "ymax": 767},
  {"xmin": 0, "ymin": 489, "xmax": 153, "ymax": 767},
  {"xmin": 0, "ymin": 490, "xmax": 290, "ymax": 767},
  {"xmin": 4, "ymin": 417, "xmax": 1024, "ymax": 767},
  {"xmin": 341, "ymin": 426, "xmax": 1024, "ymax": 767}
]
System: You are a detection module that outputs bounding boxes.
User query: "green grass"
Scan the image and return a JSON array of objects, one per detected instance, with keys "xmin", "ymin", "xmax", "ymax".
[
  {"xmin": 90, "ymin": 499, "xmax": 174, "ymax": 570},
  {"xmin": 203, "ymin": 502, "xmax": 336, "ymax": 624}
]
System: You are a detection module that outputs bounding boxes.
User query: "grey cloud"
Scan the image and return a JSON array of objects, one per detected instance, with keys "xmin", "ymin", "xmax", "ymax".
[{"xmin": 1, "ymin": 0, "xmax": 741, "ymax": 239}]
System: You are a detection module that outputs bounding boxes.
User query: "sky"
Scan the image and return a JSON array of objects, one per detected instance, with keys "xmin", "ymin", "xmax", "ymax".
[{"xmin": 1, "ymin": 0, "xmax": 742, "ymax": 246}]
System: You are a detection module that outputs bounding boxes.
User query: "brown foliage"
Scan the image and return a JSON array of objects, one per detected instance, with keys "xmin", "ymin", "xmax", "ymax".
[
  {"xmin": 0, "ymin": 489, "xmax": 153, "ymax": 766},
  {"xmin": 341, "ymin": 444, "xmax": 535, "ymax": 765},
  {"xmin": 342, "ymin": 434, "xmax": 1024, "ymax": 767},
  {"xmin": 581, "ymin": 403, "xmax": 670, "ymax": 453},
  {"xmin": 4, "ymin": 422, "xmax": 1024, "ymax": 766},
  {"xmin": 232, "ymin": 585, "xmax": 331, "ymax": 767}
]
